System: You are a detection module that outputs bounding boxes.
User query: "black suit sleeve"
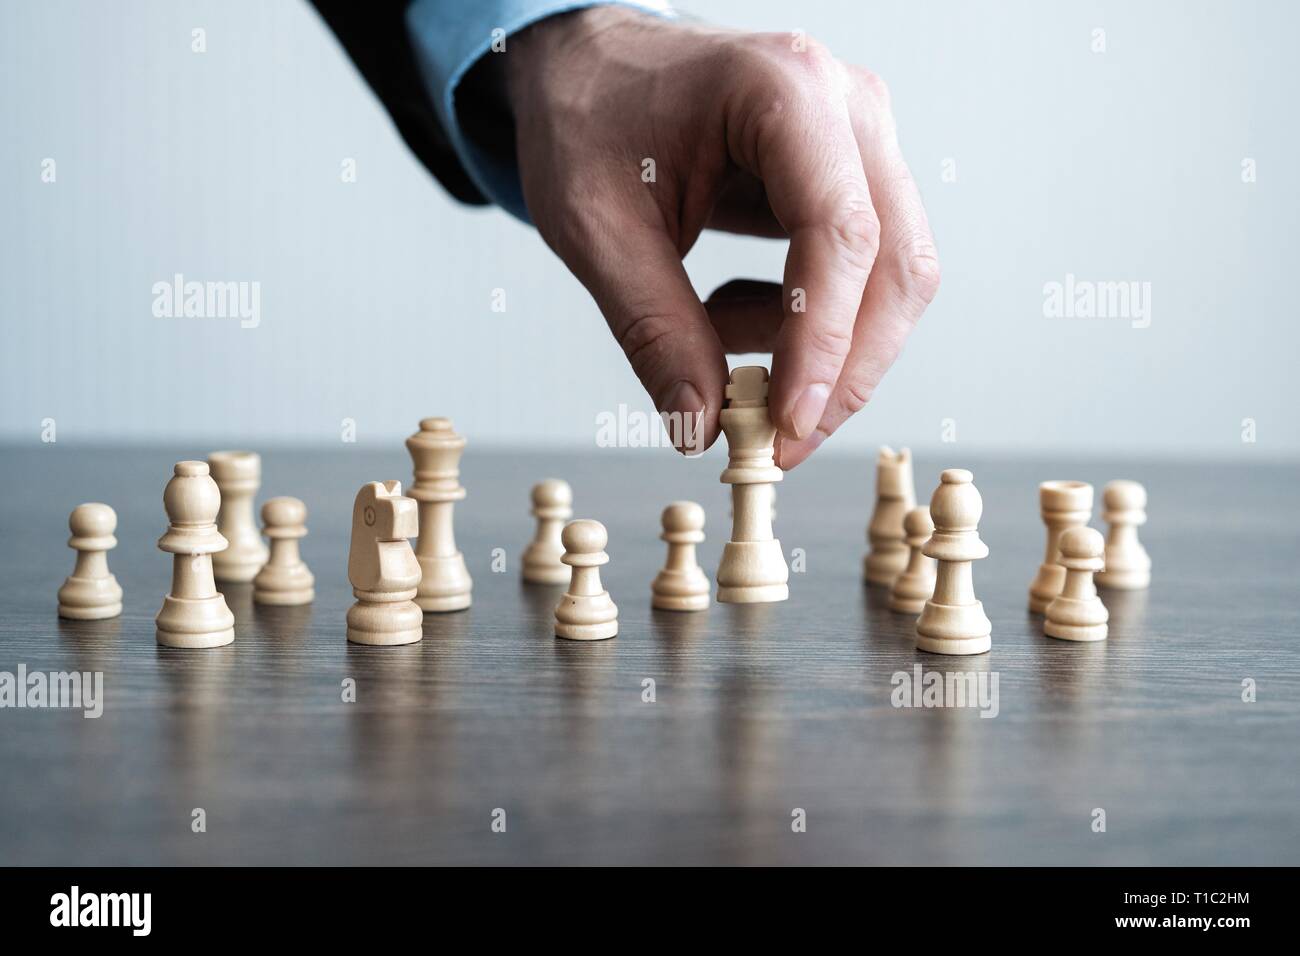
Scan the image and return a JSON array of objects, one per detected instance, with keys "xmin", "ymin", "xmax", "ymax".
[{"xmin": 307, "ymin": 0, "xmax": 490, "ymax": 207}]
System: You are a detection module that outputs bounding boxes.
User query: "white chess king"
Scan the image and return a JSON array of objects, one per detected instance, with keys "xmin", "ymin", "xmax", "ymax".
[{"xmin": 716, "ymin": 366, "xmax": 789, "ymax": 604}]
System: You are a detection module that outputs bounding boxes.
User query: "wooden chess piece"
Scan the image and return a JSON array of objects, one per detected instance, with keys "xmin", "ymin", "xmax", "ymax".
[
  {"xmin": 915, "ymin": 469, "xmax": 992, "ymax": 655},
  {"xmin": 346, "ymin": 480, "xmax": 423, "ymax": 645},
  {"xmin": 716, "ymin": 366, "xmax": 788, "ymax": 604},
  {"xmin": 651, "ymin": 501, "xmax": 710, "ymax": 611},
  {"xmin": 253, "ymin": 496, "xmax": 315, "ymax": 606},
  {"xmin": 864, "ymin": 446, "xmax": 916, "ymax": 586},
  {"xmin": 889, "ymin": 506, "xmax": 936, "ymax": 614},
  {"xmin": 1028, "ymin": 479, "xmax": 1093, "ymax": 613},
  {"xmin": 156, "ymin": 461, "xmax": 235, "ymax": 648},
  {"xmin": 1044, "ymin": 526, "xmax": 1109, "ymax": 641},
  {"xmin": 522, "ymin": 478, "xmax": 573, "ymax": 584},
  {"xmin": 406, "ymin": 417, "xmax": 472, "ymax": 612},
  {"xmin": 57, "ymin": 503, "xmax": 123, "ymax": 620},
  {"xmin": 555, "ymin": 519, "xmax": 618, "ymax": 640},
  {"xmin": 208, "ymin": 450, "xmax": 269, "ymax": 583},
  {"xmin": 1095, "ymin": 480, "xmax": 1151, "ymax": 590}
]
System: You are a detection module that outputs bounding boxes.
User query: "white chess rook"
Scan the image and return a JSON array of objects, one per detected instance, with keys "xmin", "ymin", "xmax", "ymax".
[
  {"xmin": 208, "ymin": 450, "xmax": 269, "ymax": 583},
  {"xmin": 522, "ymin": 479, "xmax": 573, "ymax": 584},
  {"xmin": 1095, "ymin": 479, "xmax": 1151, "ymax": 590},
  {"xmin": 1044, "ymin": 526, "xmax": 1109, "ymax": 641},
  {"xmin": 253, "ymin": 496, "xmax": 315, "ymax": 606},
  {"xmin": 915, "ymin": 469, "xmax": 992, "ymax": 655},
  {"xmin": 406, "ymin": 417, "xmax": 472, "ymax": 612},
  {"xmin": 156, "ymin": 461, "xmax": 235, "ymax": 648},
  {"xmin": 864, "ymin": 446, "xmax": 916, "ymax": 586},
  {"xmin": 57, "ymin": 503, "xmax": 123, "ymax": 620},
  {"xmin": 346, "ymin": 480, "xmax": 423, "ymax": 645},
  {"xmin": 716, "ymin": 366, "xmax": 789, "ymax": 604},
  {"xmin": 651, "ymin": 501, "xmax": 710, "ymax": 611},
  {"xmin": 555, "ymin": 519, "xmax": 618, "ymax": 640},
  {"xmin": 1028, "ymin": 479, "xmax": 1093, "ymax": 613}
]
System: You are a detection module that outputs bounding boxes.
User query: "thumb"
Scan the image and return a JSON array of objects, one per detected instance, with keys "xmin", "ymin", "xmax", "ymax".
[{"xmin": 569, "ymin": 219, "xmax": 727, "ymax": 455}]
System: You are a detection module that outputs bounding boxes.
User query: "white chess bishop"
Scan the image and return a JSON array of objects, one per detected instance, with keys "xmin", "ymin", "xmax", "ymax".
[{"xmin": 915, "ymin": 469, "xmax": 992, "ymax": 656}]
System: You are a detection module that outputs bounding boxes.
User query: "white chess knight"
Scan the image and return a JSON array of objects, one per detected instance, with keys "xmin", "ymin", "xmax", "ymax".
[
  {"xmin": 346, "ymin": 480, "xmax": 423, "ymax": 646},
  {"xmin": 716, "ymin": 366, "xmax": 788, "ymax": 604}
]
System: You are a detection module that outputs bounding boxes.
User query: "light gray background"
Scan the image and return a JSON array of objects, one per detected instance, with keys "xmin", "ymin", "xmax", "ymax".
[{"xmin": 1, "ymin": 0, "xmax": 1295, "ymax": 457}]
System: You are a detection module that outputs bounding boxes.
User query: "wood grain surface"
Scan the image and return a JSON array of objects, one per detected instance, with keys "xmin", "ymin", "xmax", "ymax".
[{"xmin": 0, "ymin": 445, "xmax": 1296, "ymax": 865}]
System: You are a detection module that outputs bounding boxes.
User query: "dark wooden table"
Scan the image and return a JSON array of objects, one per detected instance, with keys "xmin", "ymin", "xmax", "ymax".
[{"xmin": 1, "ymin": 445, "xmax": 1296, "ymax": 865}]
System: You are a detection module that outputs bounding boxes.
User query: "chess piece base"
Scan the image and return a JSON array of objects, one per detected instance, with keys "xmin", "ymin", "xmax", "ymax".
[
  {"xmin": 863, "ymin": 550, "xmax": 907, "ymax": 587},
  {"xmin": 1028, "ymin": 563, "xmax": 1066, "ymax": 613},
  {"xmin": 555, "ymin": 619, "xmax": 618, "ymax": 641},
  {"xmin": 58, "ymin": 601, "xmax": 123, "ymax": 621},
  {"xmin": 652, "ymin": 591, "xmax": 711, "ymax": 612},
  {"xmin": 1095, "ymin": 568, "xmax": 1150, "ymax": 590},
  {"xmin": 346, "ymin": 600, "xmax": 423, "ymax": 645},
  {"xmin": 889, "ymin": 594, "xmax": 926, "ymax": 614},
  {"xmin": 1044, "ymin": 619, "xmax": 1108, "ymax": 641},
  {"xmin": 254, "ymin": 586, "xmax": 314, "ymax": 607},
  {"xmin": 415, "ymin": 554, "xmax": 472, "ymax": 612},
  {"xmin": 915, "ymin": 599, "xmax": 992, "ymax": 655},
  {"xmin": 523, "ymin": 564, "xmax": 570, "ymax": 584},
  {"xmin": 717, "ymin": 583, "xmax": 789, "ymax": 604},
  {"xmin": 156, "ymin": 594, "xmax": 235, "ymax": 648}
]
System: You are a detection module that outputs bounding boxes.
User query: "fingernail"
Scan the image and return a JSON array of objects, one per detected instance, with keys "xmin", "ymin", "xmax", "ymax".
[
  {"xmin": 788, "ymin": 383, "xmax": 831, "ymax": 440},
  {"xmin": 661, "ymin": 381, "xmax": 706, "ymax": 455},
  {"xmin": 776, "ymin": 430, "xmax": 825, "ymax": 470}
]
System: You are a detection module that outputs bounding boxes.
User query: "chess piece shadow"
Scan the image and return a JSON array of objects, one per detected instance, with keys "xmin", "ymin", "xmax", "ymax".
[
  {"xmin": 252, "ymin": 602, "xmax": 313, "ymax": 647},
  {"xmin": 57, "ymin": 615, "xmax": 122, "ymax": 674},
  {"xmin": 1099, "ymin": 588, "xmax": 1149, "ymax": 639},
  {"xmin": 519, "ymin": 579, "xmax": 565, "ymax": 639},
  {"xmin": 221, "ymin": 582, "xmax": 255, "ymax": 626},
  {"xmin": 155, "ymin": 641, "xmax": 236, "ymax": 799},
  {"xmin": 650, "ymin": 606, "xmax": 708, "ymax": 679}
]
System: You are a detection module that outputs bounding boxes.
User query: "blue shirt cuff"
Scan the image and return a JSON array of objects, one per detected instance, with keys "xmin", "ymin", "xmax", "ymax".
[{"xmin": 406, "ymin": 0, "xmax": 675, "ymax": 224}]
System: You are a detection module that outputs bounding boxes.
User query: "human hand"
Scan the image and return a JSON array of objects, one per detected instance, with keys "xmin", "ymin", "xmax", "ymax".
[{"xmin": 504, "ymin": 6, "xmax": 939, "ymax": 467}]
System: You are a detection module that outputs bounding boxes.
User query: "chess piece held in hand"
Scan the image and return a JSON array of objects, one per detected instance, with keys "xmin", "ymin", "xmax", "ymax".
[
  {"xmin": 346, "ymin": 480, "xmax": 423, "ymax": 646},
  {"xmin": 864, "ymin": 446, "xmax": 916, "ymax": 587},
  {"xmin": 406, "ymin": 417, "xmax": 472, "ymax": 612},
  {"xmin": 651, "ymin": 501, "xmax": 710, "ymax": 611},
  {"xmin": 156, "ymin": 461, "xmax": 235, "ymax": 648},
  {"xmin": 208, "ymin": 450, "xmax": 269, "ymax": 583},
  {"xmin": 1044, "ymin": 526, "xmax": 1109, "ymax": 641},
  {"xmin": 1028, "ymin": 479, "xmax": 1093, "ymax": 613},
  {"xmin": 555, "ymin": 519, "xmax": 618, "ymax": 640},
  {"xmin": 57, "ymin": 503, "xmax": 123, "ymax": 620},
  {"xmin": 253, "ymin": 496, "xmax": 315, "ymax": 606},
  {"xmin": 1095, "ymin": 480, "xmax": 1151, "ymax": 590},
  {"xmin": 522, "ymin": 479, "xmax": 573, "ymax": 584},
  {"xmin": 889, "ymin": 506, "xmax": 936, "ymax": 615},
  {"xmin": 716, "ymin": 366, "xmax": 788, "ymax": 604},
  {"xmin": 915, "ymin": 469, "xmax": 992, "ymax": 656}
]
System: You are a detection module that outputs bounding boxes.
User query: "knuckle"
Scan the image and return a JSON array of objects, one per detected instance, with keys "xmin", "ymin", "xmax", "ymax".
[
  {"xmin": 900, "ymin": 240, "xmax": 941, "ymax": 308},
  {"xmin": 828, "ymin": 204, "xmax": 881, "ymax": 274},
  {"xmin": 803, "ymin": 317, "xmax": 854, "ymax": 360},
  {"xmin": 615, "ymin": 311, "xmax": 676, "ymax": 382},
  {"xmin": 841, "ymin": 377, "xmax": 874, "ymax": 413}
]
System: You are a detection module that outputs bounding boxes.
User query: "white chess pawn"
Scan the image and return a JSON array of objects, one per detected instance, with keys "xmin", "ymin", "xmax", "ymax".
[
  {"xmin": 1095, "ymin": 480, "xmax": 1151, "ymax": 590},
  {"xmin": 1028, "ymin": 479, "xmax": 1093, "ymax": 613},
  {"xmin": 915, "ymin": 469, "xmax": 992, "ymax": 655},
  {"xmin": 889, "ymin": 506, "xmax": 936, "ymax": 614},
  {"xmin": 522, "ymin": 479, "xmax": 573, "ymax": 584},
  {"xmin": 864, "ymin": 446, "xmax": 916, "ymax": 586},
  {"xmin": 406, "ymin": 417, "xmax": 472, "ymax": 612},
  {"xmin": 346, "ymin": 481, "xmax": 423, "ymax": 645},
  {"xmin": 651, "ymin": 501, "xmax": 710, "ymax": 611},
  {"xmin": 716, "ymin": 366, "xmax": 788, "ymax": 604},
  {"xmin": 208, "ymin": 450, "xmax": 269, "ymax": 583},
  {"xmin": 57, "ymin": 503, "xmax": 123, "ymax": 620},
  {"xmin": 253, "ymin": 496, "xmax": 315, "ymax": 606},
  {"xmin": 1044, "ymin": 526, "xmax": 1109, "ymax": 641},
  {"xmin": 156, "ymin": 461, "xmax": 235, "ymax": 648},
  {"xmin": 555, "ymin": 519, "xmax": 618, "ymax": 640}
]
